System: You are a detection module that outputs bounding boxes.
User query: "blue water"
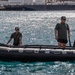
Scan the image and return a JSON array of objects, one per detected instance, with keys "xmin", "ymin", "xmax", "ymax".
[{"xmin": 0, "ymin": 11, "xmax": 75, "ymax": 75}]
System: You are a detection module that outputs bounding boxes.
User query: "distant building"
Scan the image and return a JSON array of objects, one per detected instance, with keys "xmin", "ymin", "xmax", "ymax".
[
  {"xmin": 0, "ymin": 0, "xmax": 34, "ymax": 5},
  {"xmin": 0, "ymin": 0, "xmax": 75, "ymax": 6},
  {"xmin": 46, "ymin": 0, "xmax": 56, "ymax": 3},
  {"xmin": 8, "ymin": 0, "xmax": 21, "ymax": 2},
  {"xmin": 46, "ymin": 0, "xmax": 75, "ymax": 5},
  {"xmin": 9, "ymin": 0, "xmax": 33, "ymax": 5},
  {"xmin": 8, "ymin": 0, "xmax": 22, "ymax": 5},
  {"xmin": 34, "ymin": 0, "xmax": 45, "ymax": 5},
  {"xmin": 0, "ymin": 0, "xmax": 8, "ymax": 1},
  {"xmin": 46, "ymin": 0, "xmax": 75, "ymax": 2},
  {"xmin": 23, "ymin": 0, "xmax": 33, "ymax": 5},
  {"xmin": 0, "ymin": 0, "xmax": 8, "ymax": 6}
]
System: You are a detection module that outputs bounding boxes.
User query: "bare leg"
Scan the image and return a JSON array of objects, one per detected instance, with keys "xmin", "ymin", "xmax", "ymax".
[
  {"xmin": 58, "ymin": 42, "xmax": 66, "ymax": 48},
  {"xmin": 58, "ymin": 42, "xmax": 62, "ymax": 48},
  {"xmin": 62, "ymin": 43, "xmax": 66, "ymax": 48}
]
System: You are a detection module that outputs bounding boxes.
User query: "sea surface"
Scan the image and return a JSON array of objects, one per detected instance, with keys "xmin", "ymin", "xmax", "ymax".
[{"xmin": 0, "ymin": 11, "xmax": 75, "ymax": 75}]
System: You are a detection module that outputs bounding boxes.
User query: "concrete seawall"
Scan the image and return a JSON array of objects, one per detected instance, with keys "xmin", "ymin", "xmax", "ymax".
[{"xmin": 2, "ymin": 5, "xmax": 75, "ymax": 10}]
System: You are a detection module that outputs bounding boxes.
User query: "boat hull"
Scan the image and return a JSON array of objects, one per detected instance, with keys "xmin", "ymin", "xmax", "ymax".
[{"xmin": 0, "ymin": 44, "xmax": 75, "ymax": 62}]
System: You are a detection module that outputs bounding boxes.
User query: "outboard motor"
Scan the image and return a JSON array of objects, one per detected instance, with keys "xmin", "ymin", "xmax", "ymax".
[{"xmin": 73, "ymin": 40, "xmax": 75, "ymax": 47}]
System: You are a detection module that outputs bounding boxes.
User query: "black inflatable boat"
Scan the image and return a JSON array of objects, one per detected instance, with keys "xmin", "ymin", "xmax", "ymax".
[{"xmin": 0, "ymin": 43, "xmax": 75, "ymax": 62}]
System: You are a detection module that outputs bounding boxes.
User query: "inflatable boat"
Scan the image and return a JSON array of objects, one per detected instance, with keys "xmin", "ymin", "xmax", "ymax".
[{"xmin": 0, "ymin": 43, "xmax": 75, "ymax": 62}]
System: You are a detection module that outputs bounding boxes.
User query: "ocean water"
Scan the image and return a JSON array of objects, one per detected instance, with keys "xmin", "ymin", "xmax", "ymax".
[{"xmin": 0, "ymin": 11, "xmax": 75, "ymax": 75}]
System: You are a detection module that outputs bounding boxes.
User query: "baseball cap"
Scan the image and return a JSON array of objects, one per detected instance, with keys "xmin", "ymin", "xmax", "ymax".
[
  {"xmin": 15, "ymin": 27, "xmax": 19, "ymax": 31},
  {"xmin": 61, "ymin": 16, "xmax": 66, "ymax": 20}
]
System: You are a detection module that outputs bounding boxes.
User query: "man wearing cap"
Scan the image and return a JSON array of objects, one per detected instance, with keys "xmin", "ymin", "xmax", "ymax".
[
  {"xmin": 55, "ymin": 16, "xmax": 70, "ymax": 48},
  {"xmin": 6, "ymin": 27, "xmax": 22, "ymax": 46}
]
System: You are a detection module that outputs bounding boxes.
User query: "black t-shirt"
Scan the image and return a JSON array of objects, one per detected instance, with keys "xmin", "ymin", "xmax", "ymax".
[
  {"xmin": 10, "ymin": 32, "xmax": 22, "ymax": 46},
  {"xmin": 55, "ymin": 23, "xmax": 69, "ymax": 39}
]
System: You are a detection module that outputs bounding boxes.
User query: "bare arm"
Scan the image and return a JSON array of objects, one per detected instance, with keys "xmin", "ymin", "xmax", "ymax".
[
  {"xmin": 19, "ymin": 37, "xmax": 22, "ymax": 46},
  {"xmin": 68, "ymin": 30, "xmax": 70, "ymax": 38},
  {"xmin": 6, "ymin": 38, "xmax": 12, "ymax": 45},
  {"xmin": 55, "ymin": 30, "xmax": 58, "ymax": 40}
]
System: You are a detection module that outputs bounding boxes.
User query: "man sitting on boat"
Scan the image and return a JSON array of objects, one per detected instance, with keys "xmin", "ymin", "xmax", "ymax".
[
  {"xmin": 55, "ymin": 16, "xmax": 70, "ymax": 48},
  {"xmin": 6, "ymin": 27, "xmax": 22, "ymax": 46}
]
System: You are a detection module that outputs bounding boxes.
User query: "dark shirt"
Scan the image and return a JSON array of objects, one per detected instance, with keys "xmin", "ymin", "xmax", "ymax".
[
  {"xmin": 55, "ymin": 23, "xmax": 69, "ymax": 39},
  {"xmin": 10, "ymin": 32, "xmax": 22, "ymax": 46}
]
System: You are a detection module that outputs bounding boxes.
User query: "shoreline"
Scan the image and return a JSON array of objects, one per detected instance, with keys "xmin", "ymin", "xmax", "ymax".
[{"xmin": 0, "ymin": 5, "xmax": 75, "ymax": 11}]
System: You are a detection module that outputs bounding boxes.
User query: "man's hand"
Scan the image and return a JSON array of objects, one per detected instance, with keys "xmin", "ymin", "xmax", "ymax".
[
  {"xmin": 55, "ymin": 30, "xmax": 58, "ymax": 40},
  {"xmin": 55, "ymin": 36, "xmax": 58, "ymax": 40},
  {"xmin": 68, "ymin": 35, "xmax": 70, "ymax": 38},
  {"xmin": 10, "ymin": 45, "xmax": 14, "ymax": 47},
  {"xmin": 18, "ymin": 44, "xmax": 22, "ymax": 46},
  {"xmin": 5, "ymin": 44, "xmax": 7, "ymax": 46},
  {"xmin": 68, "ymin": 30, "xmax": 70, "ymax": 38}
]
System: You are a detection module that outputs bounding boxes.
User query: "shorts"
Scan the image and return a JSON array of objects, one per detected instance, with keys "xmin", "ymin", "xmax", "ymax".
[
  {"xmin": 57, "ymin": 38, "xmax": 68, "ymax": 44},
  {"xmin": 13, "ymin": 43, "xmax": 19, "ymax": 46}
]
